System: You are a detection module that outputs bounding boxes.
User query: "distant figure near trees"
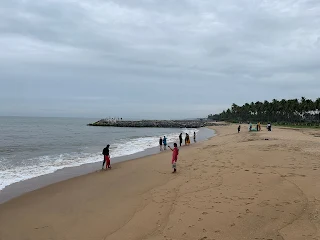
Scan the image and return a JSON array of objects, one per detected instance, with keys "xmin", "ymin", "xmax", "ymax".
[
  {"xmin": 238, "ymin": 125, "xmax": 241, "ymax": 133},
  {"xmin": 267, "ymin": 123, "xmax": 272, "ymax": 131}
]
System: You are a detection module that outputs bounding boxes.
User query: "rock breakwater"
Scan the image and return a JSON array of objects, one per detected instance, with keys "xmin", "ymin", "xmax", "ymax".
[{"xmin": 88, "ymin": 119, "xmax": 227, "ymax": 128}]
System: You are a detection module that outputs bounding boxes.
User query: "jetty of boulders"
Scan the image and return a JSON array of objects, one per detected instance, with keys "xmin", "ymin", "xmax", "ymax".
[{"xmin": 87, "ymin": 119, "xmax": 226, "ymax": 128}]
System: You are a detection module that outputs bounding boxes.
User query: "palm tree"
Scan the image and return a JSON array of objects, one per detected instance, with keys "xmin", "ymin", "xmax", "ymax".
[
  {"xmin": 279, "ymin": 99, "xmax": 287, "ymax": 122},
  {"xmin": 214, "ymin": 97, "xmax": 320, "ymax": 125},
  {"xmin": 315, "ymin": 98, "xmax": 320, "ymax": 123}
]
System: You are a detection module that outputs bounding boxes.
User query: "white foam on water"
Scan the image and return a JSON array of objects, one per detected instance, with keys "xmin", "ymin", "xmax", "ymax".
[{"xmin": 0, "ymin": 129, "xmax": 199, "ymax": 191}]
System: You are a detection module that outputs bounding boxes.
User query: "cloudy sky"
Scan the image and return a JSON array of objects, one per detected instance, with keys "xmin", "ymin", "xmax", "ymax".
[{"xmin": 1, "ymin": 0, "xmax": 320, "ymax": 119}]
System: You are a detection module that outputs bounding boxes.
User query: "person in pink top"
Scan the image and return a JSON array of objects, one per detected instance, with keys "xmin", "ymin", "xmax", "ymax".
[{"xmin": 168, "ymin": 143, "xmax": 179, "ymax": 173}]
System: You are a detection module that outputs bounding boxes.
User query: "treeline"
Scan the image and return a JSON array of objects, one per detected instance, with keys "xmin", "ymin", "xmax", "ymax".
[{"xmin": 208, "ymin": 97, "xmax": 320, "ymax": 125}]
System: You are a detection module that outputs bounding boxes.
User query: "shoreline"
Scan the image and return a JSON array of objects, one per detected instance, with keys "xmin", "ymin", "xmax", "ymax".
[
  {"xmin": 1, "ymin": 125, "xmax": 319, "ymax": 239},
  {"xmin": 0, "ymin": 127, "xmax": 215, "ymax": 204}
]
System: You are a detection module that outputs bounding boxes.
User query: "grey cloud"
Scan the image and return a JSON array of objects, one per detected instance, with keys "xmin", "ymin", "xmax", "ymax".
[{"xmin": 1, "ymin": 0, "xmax": 320, "ymax": 118}]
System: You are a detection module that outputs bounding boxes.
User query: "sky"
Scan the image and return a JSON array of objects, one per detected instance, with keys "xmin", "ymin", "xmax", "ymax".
[{"xmin": 1, "ymin": 0, "xmax": 320, "ymax": 119}]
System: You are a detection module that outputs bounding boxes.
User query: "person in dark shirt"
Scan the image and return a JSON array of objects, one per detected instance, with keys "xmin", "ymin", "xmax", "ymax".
[
  {"xmin": 179, "ymin": 133, "xmax": 183, "ymax": 147},
  {"xmin": 159, "ymin": 137, "xmax": 163, "ymax": 151},
  {"xmin": 102, "ymin": 144, "xmax": 111, "ymax": 170}
]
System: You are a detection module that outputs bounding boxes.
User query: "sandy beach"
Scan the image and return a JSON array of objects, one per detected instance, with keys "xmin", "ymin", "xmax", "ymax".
[{"xmin": 1, "ymin": 125, "xmax": 320, "ymax": 240}]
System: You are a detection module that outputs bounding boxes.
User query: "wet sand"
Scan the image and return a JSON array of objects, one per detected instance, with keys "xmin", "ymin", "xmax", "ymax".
[
  {"xmin": 0, "ymin": 127, "xmax": 215, "ymax": 204},
  {"xmin": 0, "ymin": 125, "xmax": 320, "ymax": 240}
]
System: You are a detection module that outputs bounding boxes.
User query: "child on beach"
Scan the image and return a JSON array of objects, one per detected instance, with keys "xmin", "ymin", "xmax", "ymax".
[
  {"xmin": 102, "ymin": 144, "xmax": 111, "ymax": 170},
  {"xmin": 168, "ymin": 143, "xmax": 179, "ymax": 173}
]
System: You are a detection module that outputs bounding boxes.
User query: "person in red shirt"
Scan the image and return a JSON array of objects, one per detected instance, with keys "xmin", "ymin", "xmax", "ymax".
[
  {"xmin": 102, "ymin": 144, "xmax": 111, "ymax": 170},
  {"xmin": 168, "ymin": 143, "xmax": 179, "ymax": 173}
]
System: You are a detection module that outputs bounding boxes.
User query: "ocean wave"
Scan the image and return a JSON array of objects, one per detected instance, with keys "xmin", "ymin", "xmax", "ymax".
[{"xmin": 0, "ymin": 128, "xmax": 199, "ymax": 191}]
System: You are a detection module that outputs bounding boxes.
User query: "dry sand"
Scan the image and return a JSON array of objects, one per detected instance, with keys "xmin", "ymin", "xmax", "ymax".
[{"xmin": 1, "ymin": 125, "xmax": 320, "ymax": 240}]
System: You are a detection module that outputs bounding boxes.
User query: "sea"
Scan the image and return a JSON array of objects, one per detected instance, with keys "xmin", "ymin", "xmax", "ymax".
[{"xmin": 0, "ymin": 116, "xmax": 215, "ymax": 192}]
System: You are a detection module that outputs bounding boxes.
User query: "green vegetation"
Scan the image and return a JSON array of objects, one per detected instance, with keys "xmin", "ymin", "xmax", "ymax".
[{"xmin": 208, "ymin": 97, "xmax": 320, "ymax": 126}]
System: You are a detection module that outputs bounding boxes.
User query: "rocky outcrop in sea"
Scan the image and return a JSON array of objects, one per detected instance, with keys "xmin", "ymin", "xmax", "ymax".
[{"xmin": 87, "ymin": 119, "xmax": 226, "ymax": 128}]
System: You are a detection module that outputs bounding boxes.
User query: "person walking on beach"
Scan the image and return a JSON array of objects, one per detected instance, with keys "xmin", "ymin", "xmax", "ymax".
[
  {"xmin": 102, "ymin": 144, "xmax": 111, "ymax": 170},
  {"xmin": 163, "ymin": 136, "xmax": 167, "ymax": 150},
  {"xmin": 179, "ymin": 133, "xmax": 183, "ymax": 147},
  {"xmin": 193, "ymin": 132, "xmax": 196, "ymax": 143},
  {"xmin": 168, "ymin": 143, "xmax": 179, "ymax": 173},
  {"xmin": 159, "ymin": 137, "xmax": 163, "ymax": 151},
  {"xmin": 238, "ymin": 125, "xmax": 241, "ymax": 133}
]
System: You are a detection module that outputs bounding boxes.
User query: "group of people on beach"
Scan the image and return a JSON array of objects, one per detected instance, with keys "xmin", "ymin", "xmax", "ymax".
[
  {"xmin": 248, "ymin": 122, "xmax": 262, "ymax": 132},
  {"xmin": 102, "ymin": 145, "xmax": 111, "ymax": 170},
  {"xmin": 102, "ymin": 142, "xmax": 179, "ymax": 173},
  {"xmin": 237, "ymin": 122, "xmax": 272, "ymax": 133},
  {"xmin": 102, "ymin": 131, "xmax": 197, "ymax": 173},
  {"xmin": 162, "ymin": 132, "xmax": 196, "ymax": 150},
  {"xmin": 159, "ymin": 136, "xmax": 167, "ymax": 151}
]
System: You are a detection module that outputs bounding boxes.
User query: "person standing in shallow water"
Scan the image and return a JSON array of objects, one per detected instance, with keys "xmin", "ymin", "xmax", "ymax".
[
  {"xmin": 102, "ymin": 144, "xmax": 111, "ymax": 170},
  {"xmin": 159, "ymin": 137, "xmax": 163, "ymax": 151},
  {"xmin": 185, "ymin": 133, "xmax": 190, "ymax": 145},
  {"xmin": 193, "ymin": 132, "xmax": 196, "ymax": 143},
  {"xmin": 163, "ymin": 136, "xmax": 167, "ymax": 150},
  {"xmin": 179, "ymin": 133, "xmax": 183, "ymax": 147}
]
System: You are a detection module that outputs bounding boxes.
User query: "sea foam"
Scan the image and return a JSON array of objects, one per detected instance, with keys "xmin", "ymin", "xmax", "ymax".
[{"xmin": 0, "ymin": 128, "xmax": 198, "ymax": 191}]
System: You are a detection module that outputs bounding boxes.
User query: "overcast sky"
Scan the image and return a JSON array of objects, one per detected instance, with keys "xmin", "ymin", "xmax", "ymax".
[{"xmin": 1, "ymin": 0, "xmax": 320, "ymax": 119}]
